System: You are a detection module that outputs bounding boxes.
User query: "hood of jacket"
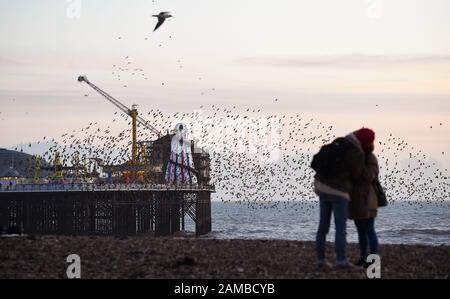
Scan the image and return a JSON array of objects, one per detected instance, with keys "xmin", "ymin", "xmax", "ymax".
[{"xmin": 345, "ymin": 132, "xmax": 363, "ymax": 153}]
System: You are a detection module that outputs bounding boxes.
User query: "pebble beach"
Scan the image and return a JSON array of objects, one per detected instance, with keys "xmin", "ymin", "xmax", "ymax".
[{"xmin": 1, "ymin": 235, "xmax": 448, "ymax": 279}]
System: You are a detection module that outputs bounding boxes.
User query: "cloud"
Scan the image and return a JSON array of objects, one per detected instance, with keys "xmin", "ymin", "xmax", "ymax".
[
  {"xmin": 236, "ymin": 54, "xmax": 450, "ymax": 68},
  {"xmin": 0, "ymin": 49, "xmax": 115, "ymax": 70},
  {"xmin": 0, "ymin": 56, "xmax": 26, "ymax": 67}
]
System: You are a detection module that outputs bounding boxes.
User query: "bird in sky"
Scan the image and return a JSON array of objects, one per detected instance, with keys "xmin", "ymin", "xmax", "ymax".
[{"xmin": 152, "ymin": 12, "xmax": 172, "ymax": 31}]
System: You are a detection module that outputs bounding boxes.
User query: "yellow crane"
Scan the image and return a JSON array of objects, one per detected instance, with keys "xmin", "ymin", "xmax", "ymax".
[
  {"xmin": 34, "ymin": 155, "xmax": 41, "ymax": 181},
  {"xmin": 53, "ymin": 152, "xmax": 63, "ymax": 178},
  {"xmin": 78, "ymin": 76, "xmax": 162, "ymax": 163}
]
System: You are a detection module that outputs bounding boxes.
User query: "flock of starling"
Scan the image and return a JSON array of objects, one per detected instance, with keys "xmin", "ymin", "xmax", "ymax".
[
  {"xmin": 12, "ymin": 103, "xmax": 447, "ymax": 213},
  {"xmin": 3, "ymin": 6, "xmax": 449, "ymax": 213}
]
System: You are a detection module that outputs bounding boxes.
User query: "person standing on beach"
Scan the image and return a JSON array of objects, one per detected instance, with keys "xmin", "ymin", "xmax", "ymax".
[
  {"xmin": 311, "ymin": 129, "xmax": 366, "ymax": 270},
  {"xmin": 349, "ymin": 128, "xmax": 380, "ymax": 268}
]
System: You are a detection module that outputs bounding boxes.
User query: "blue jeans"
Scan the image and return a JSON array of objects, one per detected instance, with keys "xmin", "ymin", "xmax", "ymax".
[
  {"xmin": 354, "ymin": 217, "xmax": 378, "ymax": 260},
  {"xmin": 316, "ymin": 193, "xmax": 348, "ymax": 262}
]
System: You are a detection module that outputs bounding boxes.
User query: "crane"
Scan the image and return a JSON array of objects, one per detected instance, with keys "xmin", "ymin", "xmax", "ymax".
[{"xmin": 78, "ymin": 75, "xmax": 162, "ymax": 162}]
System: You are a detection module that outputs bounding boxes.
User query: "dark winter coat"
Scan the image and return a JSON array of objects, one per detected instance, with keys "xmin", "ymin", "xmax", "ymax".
[
  {"xmin": 349, "ymin": 153, "xmax": 379, "ymax": 220},
  {"xmin": 314, "ymin": 134, "xmax": 366, "ymax": 195}
]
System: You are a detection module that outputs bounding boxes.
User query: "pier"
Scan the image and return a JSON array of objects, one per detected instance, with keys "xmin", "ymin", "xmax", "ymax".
[{"xmin": 0, "ymin": 184, "xmax": 213, "ymax": 237}]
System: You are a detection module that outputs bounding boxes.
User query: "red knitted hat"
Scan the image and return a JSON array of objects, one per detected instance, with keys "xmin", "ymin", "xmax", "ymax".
[{"xmin": 354, "ymin": 128, "xmax": 375, "ymax": 147}]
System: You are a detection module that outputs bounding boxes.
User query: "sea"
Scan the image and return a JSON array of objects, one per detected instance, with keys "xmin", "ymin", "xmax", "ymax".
[{"xmin": 196, "ymin": 201, "xmax": 450, "ymax": 246}]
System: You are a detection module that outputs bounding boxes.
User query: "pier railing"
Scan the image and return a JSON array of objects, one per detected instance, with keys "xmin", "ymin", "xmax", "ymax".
[{"xmin": 4, "ymin": 183, "xmax": 215, "ymax": 193}]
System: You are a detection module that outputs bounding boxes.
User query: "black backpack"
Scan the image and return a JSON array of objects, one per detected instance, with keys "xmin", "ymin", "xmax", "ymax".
[{"xmin": 311, "ymin": 137, "xmax": 351, "ymax": 179}]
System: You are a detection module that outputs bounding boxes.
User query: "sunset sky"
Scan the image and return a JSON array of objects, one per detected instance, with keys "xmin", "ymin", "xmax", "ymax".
[{"xmin": 1, "ymin": 0, "xmax": 449, "ymax": 166}]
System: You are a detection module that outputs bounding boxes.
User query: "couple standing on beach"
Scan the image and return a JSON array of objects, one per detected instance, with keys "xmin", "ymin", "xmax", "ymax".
[{"xmin": 312, "ymin": 128, "xmax": 380, "ymax": 270}]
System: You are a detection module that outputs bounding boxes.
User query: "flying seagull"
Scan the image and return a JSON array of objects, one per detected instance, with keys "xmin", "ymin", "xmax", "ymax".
[{"xmin": 152, "ymin": 12, "xmax": 172, "ymax": 32}]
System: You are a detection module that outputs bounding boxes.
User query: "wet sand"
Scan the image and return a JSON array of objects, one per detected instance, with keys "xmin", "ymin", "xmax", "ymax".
[{"xmin": 0, "ymin": 235, "xmax": 448, "ymax": 279}]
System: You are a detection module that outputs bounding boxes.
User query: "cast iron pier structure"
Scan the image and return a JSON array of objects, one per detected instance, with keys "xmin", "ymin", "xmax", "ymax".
[{"xmin": 0, "ymin": 184, "xmax": 213, "ymax": 237}]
